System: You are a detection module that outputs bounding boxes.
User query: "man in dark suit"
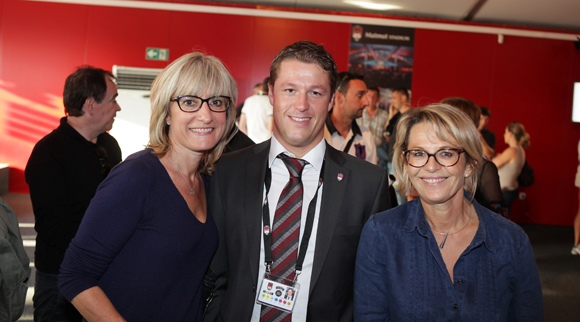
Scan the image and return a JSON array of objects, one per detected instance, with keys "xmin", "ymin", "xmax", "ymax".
[{"xmin": 205, "ymin": 41, "xmax": 391, "ymax": 322}]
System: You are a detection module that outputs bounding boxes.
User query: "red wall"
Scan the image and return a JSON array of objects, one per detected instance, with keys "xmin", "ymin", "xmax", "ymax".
[
  {"xmin": 1, "ymin": 0, "xmax": 579, "ymax": 225},
  {"xmin": 413, "ymin": 29, "xmax": 580, "ymax": 224}
]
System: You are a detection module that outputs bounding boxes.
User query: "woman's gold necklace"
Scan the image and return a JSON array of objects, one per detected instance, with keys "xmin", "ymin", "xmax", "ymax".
[{"xmin": 431, "ymin": 205, "xmax": 473, "ymax": 248}]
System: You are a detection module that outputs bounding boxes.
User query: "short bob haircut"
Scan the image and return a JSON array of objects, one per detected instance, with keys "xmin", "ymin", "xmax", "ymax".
[
  {"xmin": 148, "ymin": 52, "xmax": 237, "ymax": 175},
  {"xmin": 393, "ymin": 104, "xmax": 483, "ymax": 199}
]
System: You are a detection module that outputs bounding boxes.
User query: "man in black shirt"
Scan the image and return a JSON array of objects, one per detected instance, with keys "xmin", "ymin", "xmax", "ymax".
[
  {"xmin": 478, "ymin": 106, "xmax": 496, "ymax": 158},
  {"xmin": 25, "ymin": 66, "xmax": 122, "ymax": 322},
  {"xmin": 384, "ymin": 88, "xmax": 411, "ymax": 166}
]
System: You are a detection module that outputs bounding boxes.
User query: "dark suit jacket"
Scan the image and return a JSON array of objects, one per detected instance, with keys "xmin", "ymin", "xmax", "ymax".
[
  {"xmin": 224, "ymin": 126, "xmax": 254, "ymax": 154},
  {"xmin": 205, "ymin": 140, "xmax": 391, "ymax": 322}
]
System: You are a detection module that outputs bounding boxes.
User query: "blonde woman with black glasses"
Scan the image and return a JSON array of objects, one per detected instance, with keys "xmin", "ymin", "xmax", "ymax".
[{"xmin": 59, "ymin": 52, "xmax": 236, "ymax": 322}]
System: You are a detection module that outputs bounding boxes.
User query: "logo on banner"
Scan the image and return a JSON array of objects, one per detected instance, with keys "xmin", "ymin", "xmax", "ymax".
[{"xmin": 352, "ymin": 25, "xmax": 363, "ymax": 42}]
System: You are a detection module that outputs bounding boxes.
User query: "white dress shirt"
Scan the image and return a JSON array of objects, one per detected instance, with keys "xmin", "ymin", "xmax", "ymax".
[{"xmin": 250, "ymin": 135, "xmax": 325, "ymax": 322}]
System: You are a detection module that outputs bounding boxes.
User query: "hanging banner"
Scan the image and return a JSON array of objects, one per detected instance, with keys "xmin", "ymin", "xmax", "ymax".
[{"xmin": 349, "ymin": 24, "xmax": 415, "ymax": 108}]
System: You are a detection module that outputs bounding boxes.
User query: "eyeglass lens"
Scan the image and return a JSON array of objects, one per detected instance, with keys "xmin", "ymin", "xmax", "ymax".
[
  {"xmin": 176, "ymin": 96, "xmax": 230, "ymax": 112},
  {"xmin": 406, "ymin": 149, "xmax": 461, "ymax": 167}
]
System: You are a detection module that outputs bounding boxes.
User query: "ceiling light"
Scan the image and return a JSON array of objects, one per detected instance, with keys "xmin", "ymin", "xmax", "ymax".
[{"xmin": 344, "ymin": 1, "xmax": 400, "ymax": 10}]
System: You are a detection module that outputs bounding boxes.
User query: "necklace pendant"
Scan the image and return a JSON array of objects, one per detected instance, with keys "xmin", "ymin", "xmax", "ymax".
[
  {"xmin": 439, "ymin": 233, "xmax": 448, "ymax": 248},
  {"xmin": 169, "ymin": 150, "xmax": 198, "ymax": 198}
]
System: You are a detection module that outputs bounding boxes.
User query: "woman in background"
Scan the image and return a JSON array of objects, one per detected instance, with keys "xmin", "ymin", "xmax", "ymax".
[
  {"xmin": 492, "ymin": 122, "xmax": 529, "ymax": 217},
  {"xmin": 354, "ymin": 104, "xmax": 543, "ymax": 321},
  {"xmin": 59, "ymin": 52, "xmax": 236, "ymax": 321}
]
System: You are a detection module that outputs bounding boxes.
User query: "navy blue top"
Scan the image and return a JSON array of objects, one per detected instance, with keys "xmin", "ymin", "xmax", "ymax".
[
  {"xmin": 354, "ymin": 194, "xmax": 543, "ymax": 321},
  {"xmin": 59, "ymin": 149, "xmax": 218, "ymax": 321}
]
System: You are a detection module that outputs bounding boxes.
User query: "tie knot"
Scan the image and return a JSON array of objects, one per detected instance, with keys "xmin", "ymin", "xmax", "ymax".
[{"xmin": 278, "ymin": 154, "xmax": 306, "ymax": 178}]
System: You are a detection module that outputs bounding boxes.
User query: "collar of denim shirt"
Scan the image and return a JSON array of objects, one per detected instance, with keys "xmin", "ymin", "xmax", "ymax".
[{"xmin": 402, "ymin": 191, "xmax": 496, "ymax": 254}]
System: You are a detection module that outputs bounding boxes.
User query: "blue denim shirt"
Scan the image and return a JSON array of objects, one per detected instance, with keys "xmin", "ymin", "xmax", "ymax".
[{"xmin": 354, "ymin": 194, "xmax": 544, "ymax": 321}]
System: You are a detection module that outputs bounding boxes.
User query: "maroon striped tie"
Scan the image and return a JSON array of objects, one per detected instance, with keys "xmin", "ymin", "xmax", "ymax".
[{"xmin": 260, "ymin": 155, "xmax": 306, "ymax": 322}]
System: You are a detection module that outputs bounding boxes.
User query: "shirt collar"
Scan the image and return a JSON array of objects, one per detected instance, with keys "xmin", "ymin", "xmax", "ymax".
[
  {"xmin": 325, "ymin": 111, "xmax": 362, "ymax": 137},
  {"xmin": 61, "ymin": 117, "xmax": 99, "ymax": 148},
  {"xmin": 269, "ymin": 135, "xmax": 326, "ymax": 172},
  {"xmin": 402, "ymin": 191, "xmax": 495, "ymax": 253}
]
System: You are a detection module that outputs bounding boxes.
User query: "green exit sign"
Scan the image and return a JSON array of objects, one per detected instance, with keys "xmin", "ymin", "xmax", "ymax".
[{"xmin": 146, "ymin": 48, "xmax": 169, "ymax": 61}]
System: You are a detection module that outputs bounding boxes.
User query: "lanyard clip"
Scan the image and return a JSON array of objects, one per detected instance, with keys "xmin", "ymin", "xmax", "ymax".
[
  {"xmin": 265, "ymin": 262, "xmax": 272, "ymax": 274},
  {"xmin": 293, "ymin": 269, "xmax": 301, "ymax": 283}
]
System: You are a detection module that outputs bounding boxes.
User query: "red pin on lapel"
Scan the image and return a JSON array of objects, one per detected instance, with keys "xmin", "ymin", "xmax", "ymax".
[
  {"xmin": 264, "ymin": 226, "xmax": 270, "ymax": 235},
  {"xmin": 337, "ymin": 173, "xmax": 343, "ymax": 181}
]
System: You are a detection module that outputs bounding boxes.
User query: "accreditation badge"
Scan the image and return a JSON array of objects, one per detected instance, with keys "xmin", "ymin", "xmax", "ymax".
[{"xmin": 256, "ymin": 273, "xmax": 300, "ymax": 313}]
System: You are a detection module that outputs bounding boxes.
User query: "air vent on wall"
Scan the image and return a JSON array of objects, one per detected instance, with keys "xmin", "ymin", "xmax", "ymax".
[{"xmin": 112, "ymin": 66, "xmax": 162, "ymax": 91}]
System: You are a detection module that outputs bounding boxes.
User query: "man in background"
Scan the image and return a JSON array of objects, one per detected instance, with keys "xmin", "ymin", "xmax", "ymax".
[
  {"xmin": 383, "ymin": 88, "xmax": 411, "ymax": 205},
  {"xmin": 236, "ymin": 82, "xmax": 263, "ymax": 122},
  {"xmin": 0, "ymin": 197, "xmax": 31, "ymax": 322},
  {"xmin": 325, "ymin": 72, "xmax": 377, "ymax": 164},
  {"xmin": 239, "ymin": 77, "xmax": 274, "ymax": 143},
  {"xmin": 384, "ymin": 88, "xmax": 411, "ymax": 173},
  {"xmin": 357, "ymin": 86, "xmax": 389, "ymax": 167},
  {"xmin": 478, "ymin": 106, "xmax": 496, "ymax": 158},
  {"xmin": 25, "ymin": 66, "xmax": 122, "ymax": 322}
]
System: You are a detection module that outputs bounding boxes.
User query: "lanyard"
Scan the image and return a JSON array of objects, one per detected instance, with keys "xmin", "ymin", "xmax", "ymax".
[
  {"xmin": 343, "ymin": 134, "xmax": 356, "ymax": 154},
  {"xmin": 262, "ymin": 160, "xmax": 324, "ymax": 280}
]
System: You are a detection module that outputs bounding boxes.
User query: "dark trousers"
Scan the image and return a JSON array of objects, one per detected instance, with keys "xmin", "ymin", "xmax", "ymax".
[
  {"xmin": 502, "ymin": 189, "xmax": 519, "ymax": 218},
  {"xmin": 33, "ymin": 269, "xmax": 82, "ymax": 322}
]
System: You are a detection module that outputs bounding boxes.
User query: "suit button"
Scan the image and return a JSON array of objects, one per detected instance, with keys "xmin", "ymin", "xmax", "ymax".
[
  {"xmin": 457, "ymin": 279, "xmax": 463, "ymax": 284},
  {"xmin": 453, "ymin": 304, "xmax": 458, "ymax": 309},
  {"xmin": 252, "ymin": 286, "xmax": 256, "ymax": 293}
]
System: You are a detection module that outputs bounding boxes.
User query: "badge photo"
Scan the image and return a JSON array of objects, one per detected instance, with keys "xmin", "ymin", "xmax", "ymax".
[{"xmin": 256, "ymin": 273, "xmax": 300, "ymax": 313}]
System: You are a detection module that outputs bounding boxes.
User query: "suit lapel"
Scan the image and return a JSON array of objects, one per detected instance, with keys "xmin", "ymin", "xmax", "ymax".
[
  {"xmin": 245, "ymin": 141, "xmax": 270, "ymax": 284},
  {"xmin": 309, "ymin": 143, "xmax": 349, "ymax": 294}
]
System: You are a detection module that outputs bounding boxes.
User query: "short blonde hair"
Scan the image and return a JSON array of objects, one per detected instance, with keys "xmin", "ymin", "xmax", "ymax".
[
  {"xmin": 148, "ymin": 52, "xmax": 237, "ymax": 174},
  {"xmin": 393, "ymin": 104, "xmax": 483, "ymax": 199}
]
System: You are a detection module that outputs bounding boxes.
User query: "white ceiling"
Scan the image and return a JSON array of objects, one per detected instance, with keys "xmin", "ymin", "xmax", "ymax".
[{"xmin": 197, "ymin": 0, "xmax": 580, "ymax": 32}]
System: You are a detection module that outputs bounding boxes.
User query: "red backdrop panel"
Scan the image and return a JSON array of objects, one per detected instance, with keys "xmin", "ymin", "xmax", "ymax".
[{"xmin": 412, "ymin": 29, "xmax": 496, "ymax": 107}]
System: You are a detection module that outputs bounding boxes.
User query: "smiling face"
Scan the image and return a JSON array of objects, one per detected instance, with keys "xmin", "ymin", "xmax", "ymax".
[
  {"xmin": 269, "ymin": 60, "xmax": 334, "ymax": 157},
  {"xmin": 405, "ymin": 122, "xmax": 473, "ymax": 207},
  {"xmin": 166, "ymin": 90, "xmax": 227, "ymax": 155}
]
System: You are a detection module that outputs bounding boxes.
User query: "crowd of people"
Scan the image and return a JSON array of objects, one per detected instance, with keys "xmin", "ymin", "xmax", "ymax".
[{"xmin": 21, "ymin": 40, "xmax": 545, "ymax": 322}]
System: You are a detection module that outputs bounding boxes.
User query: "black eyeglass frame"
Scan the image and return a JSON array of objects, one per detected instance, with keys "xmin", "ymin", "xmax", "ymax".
[
  {"xmin": 403, "ymin": 148, "xmax": 465, "ymax": 168},
  {"xmin": 170, "ymin": 95, "xmax": 231, "ymax": 113}
]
